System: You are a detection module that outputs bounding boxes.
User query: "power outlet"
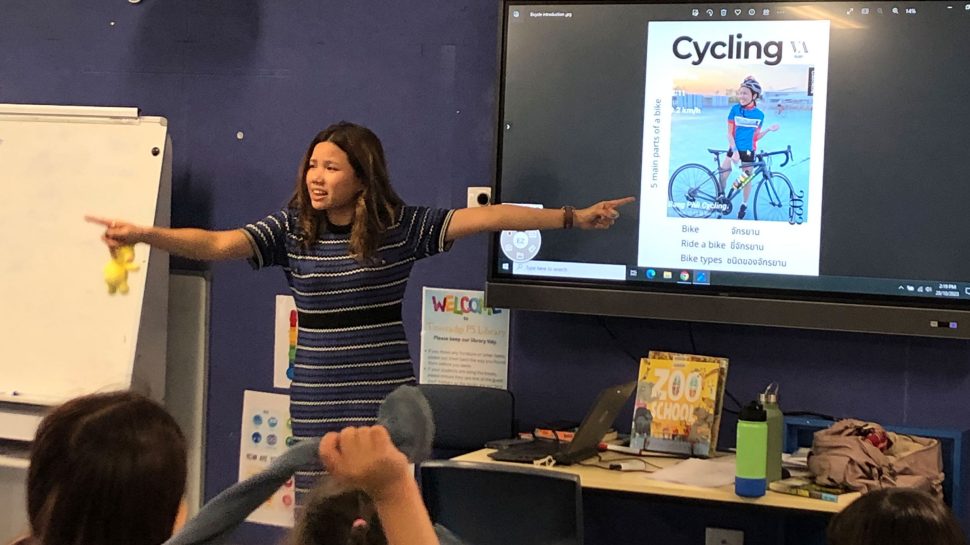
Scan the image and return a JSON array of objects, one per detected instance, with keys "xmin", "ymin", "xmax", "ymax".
[
  {"xmin": 467, "ymin": 186, "xmax": 492, "ymax": 208},
  {"xmin": 705, "ymin": 527, "xmax": 743, "ymax": 545}
]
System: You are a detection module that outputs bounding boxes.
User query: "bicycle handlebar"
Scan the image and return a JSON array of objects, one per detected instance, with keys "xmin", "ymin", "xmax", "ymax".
[
  {"xmin": 780, "ymin": 145, "xmax": 792, "ymax": 167},
  {"xmin": 756, "ymin": 145, "xmax": 793, "ymax": 167}
]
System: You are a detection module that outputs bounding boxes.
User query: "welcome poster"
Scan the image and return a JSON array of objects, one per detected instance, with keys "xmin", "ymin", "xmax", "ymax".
[{"xmin": 419, "ymin": 287, "xmax": 509, "ymax": 389}]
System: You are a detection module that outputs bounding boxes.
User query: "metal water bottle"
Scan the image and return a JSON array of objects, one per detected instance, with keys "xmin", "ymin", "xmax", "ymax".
[
  {"xmin": 760, "ymin": 383, "xmax": 783, "ymax": 483},
  {"xmin": 735, "ymin": 400, "xmax": 767, "ymax": 498}
]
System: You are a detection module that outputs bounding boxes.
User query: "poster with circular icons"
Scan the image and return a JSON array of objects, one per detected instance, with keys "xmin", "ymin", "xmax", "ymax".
[{"xmin": 239, "ymin": 390, "xmax": 295, "ymax": 527}]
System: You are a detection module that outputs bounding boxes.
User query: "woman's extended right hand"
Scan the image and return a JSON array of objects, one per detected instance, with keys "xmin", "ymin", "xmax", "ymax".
[{"xmin": 84, "ymin": 216, "xmax": 146, "ymax": 250}]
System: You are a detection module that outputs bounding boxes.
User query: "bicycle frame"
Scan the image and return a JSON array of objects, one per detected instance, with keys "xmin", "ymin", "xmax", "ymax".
[
  {"xmin": 710, "ymin": 146, "xmax": 790, "ymax": 201},
  {"xmin": 668, "ymin": 145, "xmax": 799, "ymax": 222}
]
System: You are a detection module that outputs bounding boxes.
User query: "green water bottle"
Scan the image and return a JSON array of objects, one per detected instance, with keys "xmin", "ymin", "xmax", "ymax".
[
  {"xmin": 735, "ymin": 400, "xmax": 767, "ymax": 498},
  {"xmin": 760, "ymin": 383, "xmax": 783, "ymax": 483}
]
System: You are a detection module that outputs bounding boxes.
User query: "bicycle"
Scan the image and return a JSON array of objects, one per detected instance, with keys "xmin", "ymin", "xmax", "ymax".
[{"xmin": 667, "ymin": 145, "xmax": 805, "ymax": 223}]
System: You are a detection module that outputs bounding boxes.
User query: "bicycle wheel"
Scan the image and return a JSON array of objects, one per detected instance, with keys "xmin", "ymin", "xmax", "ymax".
[
  {"xmin": 753, "ymin": 173, "xmax": 795, "ymax": 222},
  {"xmin": 668, "ymin": 163, "xmax": 720, "ymax": 219}
]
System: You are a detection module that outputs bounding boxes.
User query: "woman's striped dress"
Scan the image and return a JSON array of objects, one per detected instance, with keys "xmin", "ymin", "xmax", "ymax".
[{"xmin": 242, "ymin": 205, "xmax": 454, "ymax": 499}]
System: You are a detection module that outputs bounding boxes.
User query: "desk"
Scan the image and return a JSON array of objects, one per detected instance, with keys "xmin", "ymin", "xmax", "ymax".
[{"xmin": 453, "ymin": 449, "xmax": 858, "ymax": 514}]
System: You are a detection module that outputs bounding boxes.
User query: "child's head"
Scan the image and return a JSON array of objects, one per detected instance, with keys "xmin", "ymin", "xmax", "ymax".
[
  {"xmin": 827, "ymin": 488, "xmax": 966, "ymax": 545},
  {"xmin": 294, "ymin": 486, "xmax": 386, "ymax": 545},
  {"xmin": 739, "ymin": 76, "xmax": 762, "ymax": 105},
  {"xmin": 292, "ymin": 122, "xmax": 405, "ymax": 259},
  {"xmin": 27, "ymin": 391, "xmax": 187, "ymax": 545}
]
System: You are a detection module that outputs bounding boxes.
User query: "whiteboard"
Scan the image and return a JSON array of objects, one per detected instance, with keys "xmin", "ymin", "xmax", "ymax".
[{"xmin": 0, "ymin": 104, "xmax": 171, "ymax": 407}]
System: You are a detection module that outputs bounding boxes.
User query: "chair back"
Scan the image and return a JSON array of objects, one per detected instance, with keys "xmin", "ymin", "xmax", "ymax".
[
  {"xmin": 419, "ymin": 459, "xmax": 583, "ymax": 545},
  {"xmin": 417, "ymin": 384, "xmax": 515, "ymax": 457}
]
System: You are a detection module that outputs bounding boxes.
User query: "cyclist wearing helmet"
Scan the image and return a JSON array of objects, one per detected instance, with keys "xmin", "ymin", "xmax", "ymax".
[{"xmin": 719, "ymin": 76, "xmax": 779, "ymax": 219}]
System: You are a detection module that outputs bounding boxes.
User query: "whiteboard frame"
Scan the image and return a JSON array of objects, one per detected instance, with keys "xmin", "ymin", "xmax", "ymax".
[{"xmin": 0, "ymin": 104, "xmax": 171, "ymax": 440}]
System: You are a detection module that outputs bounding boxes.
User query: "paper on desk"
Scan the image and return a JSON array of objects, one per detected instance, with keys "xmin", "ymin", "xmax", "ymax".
[
  {"xmin": 648, "ymin": 455, "xmax": 737, "ymax": 488},
  {"xmin": 782, "ymin": 447, "xmax": 811, "ymax": 469}
]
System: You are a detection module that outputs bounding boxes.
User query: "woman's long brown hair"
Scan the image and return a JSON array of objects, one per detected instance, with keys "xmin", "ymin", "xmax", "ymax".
[{"xmin": 290, "ymin": 122, "xmax": 404, "ymax": 261}]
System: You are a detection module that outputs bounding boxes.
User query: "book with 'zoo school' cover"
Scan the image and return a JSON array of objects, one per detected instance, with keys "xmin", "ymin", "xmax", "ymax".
[{"xmin": 629, "ymin": 350, "xmax": 728, "ymax": 457}]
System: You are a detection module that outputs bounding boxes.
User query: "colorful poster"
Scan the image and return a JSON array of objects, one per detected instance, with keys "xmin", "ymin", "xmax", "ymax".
[
  {"xmin": 238, "ymin": 390, "xmax": 295, "ymax": 527},
  {"xmin": 419, "ymin": 287, "xmax": 510, "ymax": 389},
  {"xmin": 273, "ymin": 295, "xmax": 297, "ymax": 388},
  {"xmin": 638, "ymin": 20, "xmax": 830, "ymax": 276}
]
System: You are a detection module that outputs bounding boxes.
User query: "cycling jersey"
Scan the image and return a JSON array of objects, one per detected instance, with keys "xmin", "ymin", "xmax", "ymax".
[{"xmin": 728, "ymin": 103, "xmax": 765, "ymax": 151}]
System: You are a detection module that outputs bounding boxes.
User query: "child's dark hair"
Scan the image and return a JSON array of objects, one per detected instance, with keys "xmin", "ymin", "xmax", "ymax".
[
  {"xmin": 294, "ymin": 487, "xmax": 387, "ymax": 545},
  {"xmin": 27, "ymin": 391, "xmax": 187, "ymax": 545},
  {"xmin": 827, "ymin": 488, "xmax": 966, "ymax": 545}
]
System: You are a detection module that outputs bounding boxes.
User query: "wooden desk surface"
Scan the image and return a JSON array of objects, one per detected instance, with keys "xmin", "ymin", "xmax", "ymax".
[{"xmin": 453, "ymin": 449, "xmax": 859, "ymax": 514}]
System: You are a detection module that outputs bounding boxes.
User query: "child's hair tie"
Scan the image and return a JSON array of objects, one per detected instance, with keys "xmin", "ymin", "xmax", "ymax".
[{"xmin": 352, "ymin": 518, "xmax": 368, "ymax": 530}]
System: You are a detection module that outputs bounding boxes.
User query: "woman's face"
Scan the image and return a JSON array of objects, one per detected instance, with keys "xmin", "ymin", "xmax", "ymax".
[
  {"xmin": 305, "ymin": 141, "xmax": 364, "ymax": 224},
  {"xmin": 737, "ymin": 86, "xmax": 755, "ymax": 106}
]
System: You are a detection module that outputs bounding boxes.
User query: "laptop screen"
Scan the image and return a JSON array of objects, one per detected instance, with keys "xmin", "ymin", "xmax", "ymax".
[{"xmin": 563, "ymin": 381, "xmax": 636, "ymax": 456}]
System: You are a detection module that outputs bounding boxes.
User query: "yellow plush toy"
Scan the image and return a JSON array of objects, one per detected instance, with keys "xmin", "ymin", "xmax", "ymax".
[{"xmin": 104, "ymin": 245, "xmax": 139, "ymax": 295}]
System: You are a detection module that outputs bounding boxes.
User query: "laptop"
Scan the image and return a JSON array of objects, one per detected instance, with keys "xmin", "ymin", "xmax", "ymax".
[{"xmin": 488, "ymin": 381, "xmax": 636, "ymax": 465}]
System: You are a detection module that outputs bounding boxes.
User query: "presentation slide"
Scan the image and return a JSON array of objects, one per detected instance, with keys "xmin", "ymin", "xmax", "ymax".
[{"xmin": 638, "ymin": 20, "xmax": 829, "ymax": 275}]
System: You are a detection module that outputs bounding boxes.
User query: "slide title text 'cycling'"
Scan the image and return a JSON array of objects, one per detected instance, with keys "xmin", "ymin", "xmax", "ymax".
[{"xmin": 672, "ymin": 34, "xmax": 783, "ymax": 66}]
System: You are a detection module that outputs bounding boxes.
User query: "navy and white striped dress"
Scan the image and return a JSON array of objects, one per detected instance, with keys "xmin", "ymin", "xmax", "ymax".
[{"xmin": 242, "ymin": 205, "xmax": 454, "ymax": 498}]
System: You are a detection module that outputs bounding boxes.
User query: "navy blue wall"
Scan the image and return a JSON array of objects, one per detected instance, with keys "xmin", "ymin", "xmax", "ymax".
[{"xmin": 5, "ymin": 2, "xmax": 969, "ymax": 544}]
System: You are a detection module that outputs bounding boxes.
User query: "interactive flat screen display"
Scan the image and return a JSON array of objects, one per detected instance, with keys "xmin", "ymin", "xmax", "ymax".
[{"xmin": 488, "ymin": 1, "xmax": 970, "ymax": 338}]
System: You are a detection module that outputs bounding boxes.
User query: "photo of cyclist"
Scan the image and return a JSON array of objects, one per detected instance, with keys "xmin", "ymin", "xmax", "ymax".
[
  {"xmin": 662, "ymin": 60, "xmax": 818, "ymax": 225},
  {"xmin": 719, "ymin": 76, "xmax": 779, "ymax": 219}
]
